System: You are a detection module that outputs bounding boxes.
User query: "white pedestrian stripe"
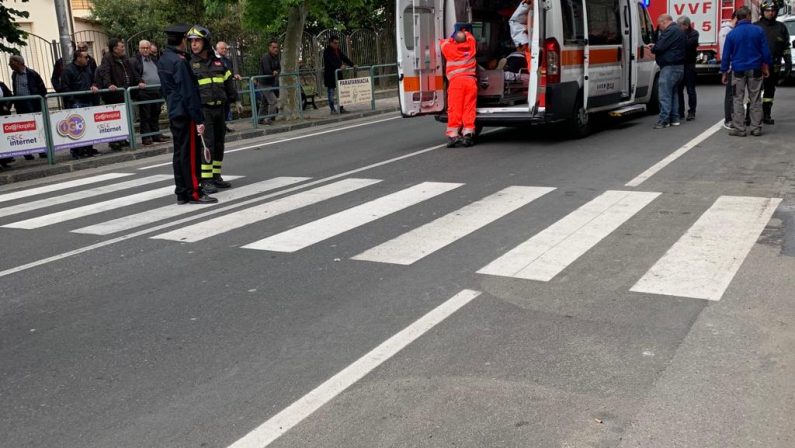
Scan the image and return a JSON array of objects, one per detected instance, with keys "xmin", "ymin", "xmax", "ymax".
[
  {"xmin": 478, "ymin": 190, "xmax": 660, "ymax": 281},
  {"xmin": 0, "ymin": 172, "xmax": 133, "ymax": 204},
  {"xmin": 152, "ymin": 178, "xmax": 382, "ymax": 243},
  {"xmin": 2, "ymin": 176, "xmax": 244, "ymax": 229},
  {"xmin": 0, "ymin": 174, "xmax": 172, "ymax": 219},
  {"xmin": 631, "ymin": 196, "xmax": 781, "ymax": 301},
  {"xmin": 72, "ymin": 177, "xmax": 309, "ymax": 235},
  {"xmin": 242, "ymin": 181, "xmax": 463, "ymax": 253},
  {"xmin": 352, "ymin": 186, "xmax": 555, "ymax": 265},
  {"xmin": 226, "ymin": 289, "xmax": 481, "ymax": 448}
]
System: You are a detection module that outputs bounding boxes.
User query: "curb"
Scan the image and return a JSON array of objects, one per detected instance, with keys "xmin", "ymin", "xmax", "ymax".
[{"xmin": 0, "ymin": 105, "xmax": 400, "ymax": 186}]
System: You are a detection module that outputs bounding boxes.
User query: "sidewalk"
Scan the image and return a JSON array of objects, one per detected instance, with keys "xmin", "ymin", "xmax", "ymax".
[{"xmin": 0, "ymin": 95, "xmax": 400, "ymax": 185}]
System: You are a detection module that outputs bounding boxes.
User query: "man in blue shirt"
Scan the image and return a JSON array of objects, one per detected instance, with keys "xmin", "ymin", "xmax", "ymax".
[
  {"xmin": 721, "ymin": 6, "xmax": 772, "ymax": 136},
  {"xmin": 646, "ymin": 14, "xmax": 687, "ymax": 129}
]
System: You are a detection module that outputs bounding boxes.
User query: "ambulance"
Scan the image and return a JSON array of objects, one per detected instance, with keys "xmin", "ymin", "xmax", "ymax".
[
  {"xmin": 646, "ymin": 0, "xmax": 751, "ymax": 74},
  {"xmin": 397, "ymin": 0, "xmax": 662, "ymax": 137}
]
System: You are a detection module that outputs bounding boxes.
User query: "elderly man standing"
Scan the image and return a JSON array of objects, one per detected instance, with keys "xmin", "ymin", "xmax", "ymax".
[
  {"xmin": 215, "ymin": 41, "xmax": 242, "ymax": 132},
  {"xmin": 721, "ymin": 6, "xmax": 772, "ymax": 137},
  {"xmin": 9, "ymin": 54, "xmax": 48, "ymax": 160},
  {"xmin": 61, "ymin": 49, "xmax": 101, "ymax": 159},
  {"xmin": 130, "ymin": 40, "xmax": 168, "ymax": 146},
  {"xmin": 646, "ymin": 15, "xmax": 686, "ymax": 129},
  {"xmin": 97, "ymin": 38, "xmax": 144, "ymax": 150}
]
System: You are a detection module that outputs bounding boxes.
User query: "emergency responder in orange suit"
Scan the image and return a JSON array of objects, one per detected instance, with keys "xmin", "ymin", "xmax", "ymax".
[{"xmin": 441, "ymin": 30, "xmax": 478, "ymax": 147}]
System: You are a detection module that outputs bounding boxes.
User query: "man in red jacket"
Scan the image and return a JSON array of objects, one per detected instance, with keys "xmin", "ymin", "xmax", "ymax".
[{"xmin": 441, "ymin": 29, "xmax": 478, "ymax": 147}]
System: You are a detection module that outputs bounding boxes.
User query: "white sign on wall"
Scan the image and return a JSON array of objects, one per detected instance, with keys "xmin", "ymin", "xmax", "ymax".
[
  {"xmin": 50, "ymin": 103, "xmax": 130, "ymax": 150},
  {"xmin": 338, "ymin": 77, "xmax": 373, "ymax": 106},
  {"xmin": 669, "ymin": 0, "xmax": 718, "ymax": 44},
  {"xmin": 0, "ymin": 112, "xmax": 48, "ymax": 157}
]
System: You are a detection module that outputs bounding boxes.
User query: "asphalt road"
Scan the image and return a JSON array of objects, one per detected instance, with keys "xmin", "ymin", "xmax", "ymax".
[{"xmin": 1, "ymin": 85, "xmax": 794, "ymax": 448}]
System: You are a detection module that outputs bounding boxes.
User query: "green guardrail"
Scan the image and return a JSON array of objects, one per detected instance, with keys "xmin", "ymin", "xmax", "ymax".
[
  {"xmin": 336, "ymin": 64, "xmax": 399, "ymax": 111},
  {"xmin": 248, "ymin": 73, "xmax": 304, "ymax": 127}
]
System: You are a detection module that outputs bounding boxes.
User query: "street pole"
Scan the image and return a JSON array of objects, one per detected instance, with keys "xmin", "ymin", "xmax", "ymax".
[{"xmin": 54, "ymin": 0, "xmax": 74, "ymax": 63}]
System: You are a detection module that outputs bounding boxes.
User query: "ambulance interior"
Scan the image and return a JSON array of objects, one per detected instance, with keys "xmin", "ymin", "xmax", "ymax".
[{"xmin": 465, "ymin": 0, "xmax": 533, "ymax": 107}]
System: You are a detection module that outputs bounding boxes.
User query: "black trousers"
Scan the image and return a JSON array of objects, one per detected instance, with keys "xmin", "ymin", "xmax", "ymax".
[
  {"xmin": 762, "ymin": 70, "xmax": 779, "ymax": 116},
  {"xmin": 724, "ymin": 72, "xmax": 733, "ymax": 123},
  {"xmin": 677, "ymin": 63, "xmax": 697, "ymax": 116},
  {"xmin": 137, "ymin": 90, "xmax": 162, "ymax": 138},
  {"xmin": 201, "ymin": 106, "xmax": 227, "ymax": 179},
  {"xmin": 170, "ymin": 116, "xmax": 201, "ymax": 201}
]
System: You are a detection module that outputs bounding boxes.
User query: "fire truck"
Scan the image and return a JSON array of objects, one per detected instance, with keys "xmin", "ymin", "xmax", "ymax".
[{"xmin": 645, "ymin": 0, "xmax": 755, "ymax": 74}]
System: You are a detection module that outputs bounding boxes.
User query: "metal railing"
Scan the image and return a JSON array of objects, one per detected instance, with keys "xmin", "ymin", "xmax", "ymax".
[
  {"xmin": 248, "ymin": 73, "xmax": 304, "ymax": 126},
  {"xmin": 335, "ymin": 64, "xmax": 399, "ymax": 111},
  {"xmin": 125, "ymin": 84, "xmax": 166, "ymax": 150}
]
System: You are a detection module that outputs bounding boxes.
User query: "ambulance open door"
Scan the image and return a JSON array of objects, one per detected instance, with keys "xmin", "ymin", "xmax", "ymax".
[
  {"xmin": 526, "ymin": 0, "xmax": 541, "ymax": 113},
  {"xmin": 397, "ymin": 0, "xmax": 446, "ymax": 116}
]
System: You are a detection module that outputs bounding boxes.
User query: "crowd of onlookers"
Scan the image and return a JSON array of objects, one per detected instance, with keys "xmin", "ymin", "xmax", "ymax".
[{"xmin": 1, "ymin": 34, "xmax": 359, "ymax": 170}]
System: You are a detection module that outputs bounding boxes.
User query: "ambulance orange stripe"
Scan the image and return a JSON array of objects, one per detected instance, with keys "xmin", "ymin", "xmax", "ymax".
[
  {"xmin": 401, "ymin": 76, "xmax": 445, "ymax": 92},
  {"xmin": 588, "ymin": 48, "xmax": 621, "ymax": 65}
]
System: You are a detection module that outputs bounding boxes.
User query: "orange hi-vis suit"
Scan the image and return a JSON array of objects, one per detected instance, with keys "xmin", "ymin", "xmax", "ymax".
[{"xmin": 440, "ymin": 32, "xmax": 477, "ymax": 138}]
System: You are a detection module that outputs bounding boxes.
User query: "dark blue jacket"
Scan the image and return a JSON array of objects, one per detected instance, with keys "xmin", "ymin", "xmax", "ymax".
[
  {"xmin": 721, "ymin": 20, "xmax": 773, "ymax": 73},
  {"xmin": 157, "ymin": 46, "xmax": 204, "ymax": 124},
  {"xmin": 652, "ymin": 24, "xmax": 686, "ymax": 67}
]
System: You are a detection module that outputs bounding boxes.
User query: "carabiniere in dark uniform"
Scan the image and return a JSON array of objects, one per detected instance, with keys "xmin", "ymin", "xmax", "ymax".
[
  {"xmin": 157, "ymin": 24, "xmax": 216, "ymax": 204},
  {"xmin": 187, "ymin": 25, "xmax": 238, "ymax": 192}
]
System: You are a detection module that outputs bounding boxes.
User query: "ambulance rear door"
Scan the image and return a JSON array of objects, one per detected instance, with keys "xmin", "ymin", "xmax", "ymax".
[
  {"xmin": 582, "ymin": 0, "xmax": 626, "ymax": 110},
  {"xmin": 397, "ymin": 0, "xmax": 446, "ymax": 116},
  {"xmin": 527, "ymin": 0, "xmax": 541, "ymax": 114}
]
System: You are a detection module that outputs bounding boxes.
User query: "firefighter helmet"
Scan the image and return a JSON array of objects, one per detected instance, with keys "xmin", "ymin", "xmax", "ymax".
[
  {"xmin": 760, "ymin": 0, "xmax": 780, "ymax": 12},
  {"xmin": 186, "ymin": 25, "xmax": 212, "ymax": 43}
]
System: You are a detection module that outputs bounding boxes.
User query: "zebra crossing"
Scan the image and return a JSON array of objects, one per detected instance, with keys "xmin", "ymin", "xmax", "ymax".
[{"xmin": 0, "ymin": 172, "xmax": 782, "ymax": 301}]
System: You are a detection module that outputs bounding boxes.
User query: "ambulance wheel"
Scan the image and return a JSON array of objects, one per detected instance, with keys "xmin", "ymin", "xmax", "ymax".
[
  {"xmin": 565, "ymin": 97, "xmax": 590, "ymax": 139},
  {"xmin": 646, "ymin": 74, "xmax": 660, "ymax": 115}
]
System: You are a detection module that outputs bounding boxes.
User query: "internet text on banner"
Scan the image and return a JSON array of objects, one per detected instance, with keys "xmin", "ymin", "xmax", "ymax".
[
  {"xmin": 50, "ymin": 104, "xmax": 130, "ymax": 151},
  {"xmin": 338, "ymin": 77, "xmax": 373, "ymax": 107},
  {"xmin": 0, "ymin": 113, "xmax": 48, "ymax": 158}
]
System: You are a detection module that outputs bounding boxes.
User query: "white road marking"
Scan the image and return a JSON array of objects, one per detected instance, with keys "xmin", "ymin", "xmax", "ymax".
[
  {"xmin": 2, "ymin": 176, "xmax": 244, "ymax": 229},
  {"xmin": 631, "ymin": 196, "xmax": 781, "ymax": 301},
  {"xmin": 478, "ymin": 190, "xmax": 660, "ymax": 281},
  {"xmin": 242, "ymin": 182, "xmax": 463, "ymax": 253},
  {"xmin": 625, "ymin": 120, "xmax": 723, "ymax": 187},
  {"xmin": 352, "ymin": 186, "xmax": 555, "ymax": 265},
  {"xmin": 152, "ymin": 178, "xmax": 381, "ymax": 243},
  {"xmin": 72, "ymin": 177, "xmax": 309, "ymax": 235},
  {"xmin": 0, "ymin": 175, "xmax": 172, "ymax": 219},
  {"xmin": 226, "ymin": 288, "xmax": 482, "ymax": 448},
  {"xmin": 137, "ymin": 116, "xmax": 402, "ymax": 170},
  {"xmin": 0, "ymin": 143, "xmax": 443, "ymax": 279},
  {"xmin": 0, "ymin": 173, "xmax": 133, "ymax": 204}
]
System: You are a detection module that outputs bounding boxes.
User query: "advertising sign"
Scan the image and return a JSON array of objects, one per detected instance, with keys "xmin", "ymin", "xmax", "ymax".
[
  {"xmin": 0, "ymin": 113, "xmax": 48, "ymax": 157},
  {"xmin": 50, "ymin": 103, "xmax": 130, "ymax": 150},
  {"xmin": 338, "ymin": 77, "xmax": 373, "ymax": 106}
]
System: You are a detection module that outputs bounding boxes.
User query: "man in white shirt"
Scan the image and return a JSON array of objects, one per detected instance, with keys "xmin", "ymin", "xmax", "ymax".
[{"xmin": 719, "ymin": 11, "xmax": 738, "ymax": 129}]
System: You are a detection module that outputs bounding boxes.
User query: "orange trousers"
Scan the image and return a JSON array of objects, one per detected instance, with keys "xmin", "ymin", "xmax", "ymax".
[{"xmin": 446, "ymin": 76, "xmax": 477, "ymax": 138}]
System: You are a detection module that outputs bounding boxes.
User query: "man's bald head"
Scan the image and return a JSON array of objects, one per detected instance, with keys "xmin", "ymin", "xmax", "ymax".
[
  {"xmin": 657, "ymin": 14, "xmax": 674, "ymax": 29},
  {"xmin": 454, "ymin": 31, "xmax": 467, "ymax": 43}
]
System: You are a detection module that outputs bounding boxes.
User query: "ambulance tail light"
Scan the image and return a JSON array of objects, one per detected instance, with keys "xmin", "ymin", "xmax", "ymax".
[{"xmin": 544, "ymin": 38, "xmax": 561, "ymax": 84}]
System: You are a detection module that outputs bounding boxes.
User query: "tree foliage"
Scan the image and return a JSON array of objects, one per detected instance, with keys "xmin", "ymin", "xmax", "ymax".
[{"xmin": 0, "ymin": 0, "xmax": 30, "ymax": 54}]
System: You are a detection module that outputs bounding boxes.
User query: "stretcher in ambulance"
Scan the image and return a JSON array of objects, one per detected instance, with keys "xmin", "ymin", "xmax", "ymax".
[{"xmin": 397, "ymin": 0, "xmax": 661, "ymax": 137}]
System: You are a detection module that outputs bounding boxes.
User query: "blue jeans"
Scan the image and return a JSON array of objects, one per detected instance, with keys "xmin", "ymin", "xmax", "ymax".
[
  {"xmin": 327, "ymin": 88, "xmax": 336, "ymax": 111},
  {"xmin": 658, "ymin": 65, "xmax": 684, "ymax": 124}
]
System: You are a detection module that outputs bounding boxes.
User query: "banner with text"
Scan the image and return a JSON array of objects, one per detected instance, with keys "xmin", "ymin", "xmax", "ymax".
[
  {"xmin": 0, "ymin": 113, "xmax": 48, "ymax": 157},
  {"xmin": 338, "ymin": 77, "xmax": 373, "ymax": 106},
  {"xmin": 50, "ymin": 104, "xmax": 130, "ymax": 150}
]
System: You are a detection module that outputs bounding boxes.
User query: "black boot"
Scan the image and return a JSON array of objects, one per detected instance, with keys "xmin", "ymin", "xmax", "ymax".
[
  {"xmin": 762, "ymin": 102, "xmax": 774, "ymax": 125},
  {"xmin": 462, "ymin": 134, "xmax": 475, "ymax": 148},
  {"xmin": 213, "ymin": 175, "xmax": 231, "ymax": 189},
  {"xmin": 201, "ymin": 180, "xmax": 218, "ymax": 194},
  {"xmin": 446, "ymin": 136, "xmax": 459, "ymax": 148}
]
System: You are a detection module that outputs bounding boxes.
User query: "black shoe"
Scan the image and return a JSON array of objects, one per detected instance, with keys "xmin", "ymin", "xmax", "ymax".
[
  {"xmin": 213, "ymin": 178, "xmax": 232, "ymax": 188},
  {"xmin": 653, "ymin": 121, "xmax": 670, "ymax": 129},
  {"xmin": 762, "ymin": 117, "xmax": 774, "ymax": 125},
  {"xmin": 201, "ymin": 181, "xmax": 218, "ymax": 194},
  {"xmin": 729, "ymin": 129, "xmax": 747, "ymax": 137},
  {"xmin": 686, "ymin": 112, "xmax": 695, "ymax": 121},
  {"xmin": 339, "ymin": 107, "xmax": 348, "ymax": 114},
  {"xmin": 446, "ymin": 137, "xmax": 459, "ymax": 148},
  {"xmin": 190, "ymin": 194, "xmax": 218, "ymax": 204},
  {"xmin": 141, "ymin": 138, "xmax": 153, "ymax": 146},
  {"xmin": 177, "ymin": 198, "xmax": 189, "ymax": 205},
  {"xmin": 750, "ymin": 129, "xmax": 762, "ymax": 136},
  {"xmin": 225, "ymin": 126, "xmax": 234, "ymax": 133},
  {"xmin": 462, "ymin": 134, "xmax": 474, "ymax": 147}
]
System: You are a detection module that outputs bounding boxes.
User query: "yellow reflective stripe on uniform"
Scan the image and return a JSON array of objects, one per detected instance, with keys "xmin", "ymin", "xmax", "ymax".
[
  {"xmin": 213, "ymin": 161, "xmax": 222, "ymax": 167},
  {"xmin": 197, "ymin": 76, "xmax": 226, "ymax": 85},
  {"xmin": 762, "ymin": 97, "xmax": 773, "ymax": 103},
  {"xmin": 223, "ymin": 70, "xmax": 232, "ymax": 81}
]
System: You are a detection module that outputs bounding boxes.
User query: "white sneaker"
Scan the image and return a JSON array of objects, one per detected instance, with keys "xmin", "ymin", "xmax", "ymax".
[
  {"xmin": 722, "ymin": 121, "xmax": 734, "ymax": 130},
  {"xmin": 671, "ymin": 121, "xmax": 681, "ymax": 126}
]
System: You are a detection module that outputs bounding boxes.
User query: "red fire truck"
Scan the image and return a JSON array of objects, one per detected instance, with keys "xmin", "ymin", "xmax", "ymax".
[{"xmin": 646, "ymin": 0, "xmax": 755, "ymax": 74}]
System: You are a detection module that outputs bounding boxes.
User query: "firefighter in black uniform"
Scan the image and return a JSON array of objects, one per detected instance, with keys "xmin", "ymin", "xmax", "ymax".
[
  {"xmin": 186, "ymin": 25, "xmax": 238, "ymax": 192},
  {"xmin": 755, "ymin": 0, "xmax": 792, "ymax": 125},
  {"xmin": 157, "ymin": 24, "xmax": 217, "ymax": 204}
]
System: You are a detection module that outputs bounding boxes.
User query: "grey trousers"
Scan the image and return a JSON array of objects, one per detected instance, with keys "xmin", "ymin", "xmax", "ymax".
[{"xmin": 732, "ymin": 70, "xmax": 763, "ymax": 133}]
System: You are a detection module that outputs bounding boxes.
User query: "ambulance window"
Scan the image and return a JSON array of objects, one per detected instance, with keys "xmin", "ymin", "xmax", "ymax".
[
  {"xmin": 586, "ymin": 0, "xmax": 622, "ymax": 45},
  {"xmin": 403, "ymin": 7, "xmax": 434, "ymax": 51},
  {"xmin": 638, "ymin": 4, "xmax": 655, "ymax": 44},
  {"xmin": 561, "ymin": 0, "xmax": 586, "ymax": 44}
]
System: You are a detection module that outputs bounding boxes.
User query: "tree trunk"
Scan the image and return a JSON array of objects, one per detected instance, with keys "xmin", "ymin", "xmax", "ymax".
[{"xmin": 280, "ymin": 0, "xmax": 308, "ymax": 121}]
